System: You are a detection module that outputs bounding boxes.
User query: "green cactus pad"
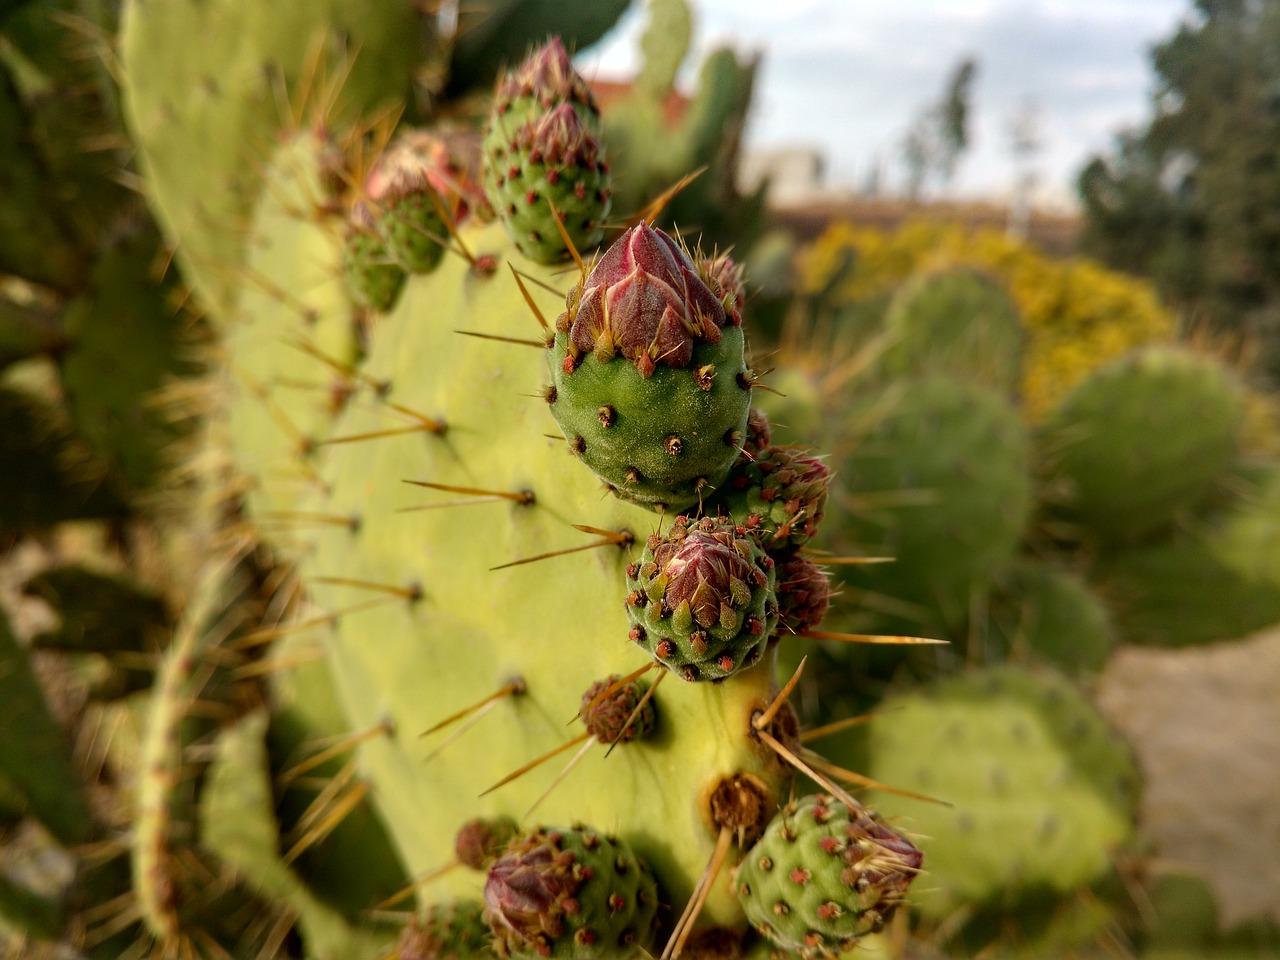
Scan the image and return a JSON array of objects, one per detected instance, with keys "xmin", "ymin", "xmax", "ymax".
[
  {"xmin": 988, "ymin": 561, "xmax": 1117, "ymax": 674},
  {"xmin": 877, "ymin": 266, "xmax": 1024, "ymax": 395},
  {"xmin": 862, "ymin": 666, "xmax": 1139, "ymax": 920},
  {"xmin": 733, "ymin": 793, "xmax": 923, "ymax": 959},
  {"xmin": 831, "ymin": 376, "xmax": 1031, "ymax": 636},
  {"xmin": 625, "ymin": 516, "xmax": 778, "ymax": 681},
  {"xmin": 1038, "ymin": 345, "xmax": 1244, "ymax": 544},
  {"xmin": 483, "ymin": 824, "xmax": 660, "ymax": 958}
]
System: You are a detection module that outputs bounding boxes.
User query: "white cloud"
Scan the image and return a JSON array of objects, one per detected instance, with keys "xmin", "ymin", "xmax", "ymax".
[{"xmin": 578, "ymin": 0, "xmax": 1190, "ymax": 202}]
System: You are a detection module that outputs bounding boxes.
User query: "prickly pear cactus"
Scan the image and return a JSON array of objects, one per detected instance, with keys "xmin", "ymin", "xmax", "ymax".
[
  {"xmin": 860, "ymin": 667, "xmax": 1139, "ymax": 927},
  {"xmin": 106, "ymin": 27, "xmax": 939, "ymax": 955},
  {"xmin": 1038, "ymin": 345, "xmax": 1244, "ymax": 544}
]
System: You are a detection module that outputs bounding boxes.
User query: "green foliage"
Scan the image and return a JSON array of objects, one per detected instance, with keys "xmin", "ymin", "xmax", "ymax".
[
  {"xmin": 0, "ymin": 607, "xmax": 97, "ymax": 848},
  {"xmin": 1078, "ymin": 0, "xmax": 1280, "ymax": 376}
]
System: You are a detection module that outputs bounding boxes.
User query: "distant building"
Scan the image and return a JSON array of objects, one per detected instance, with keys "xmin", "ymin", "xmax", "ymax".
[{"xmin": 738, "ymin": 147, "xmax": 829, "ymax": 205}]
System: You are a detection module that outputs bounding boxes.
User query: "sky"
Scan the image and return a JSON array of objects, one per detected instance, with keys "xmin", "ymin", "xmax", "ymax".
[{"xmin": 578, "ymin": 0, "xmax": 1192, "ymax": 208}]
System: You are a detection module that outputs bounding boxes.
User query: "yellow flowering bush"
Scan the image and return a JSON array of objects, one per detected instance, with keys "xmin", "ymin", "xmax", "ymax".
[{"xmin": 798, "ymin": 221, "xmax": 1176, "ymax": 417}]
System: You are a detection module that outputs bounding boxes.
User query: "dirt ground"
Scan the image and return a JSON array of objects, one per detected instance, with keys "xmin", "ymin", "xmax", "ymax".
[{"xmin": 1096, "ymin": 628, "xmax": 1280, "ymax": 930}]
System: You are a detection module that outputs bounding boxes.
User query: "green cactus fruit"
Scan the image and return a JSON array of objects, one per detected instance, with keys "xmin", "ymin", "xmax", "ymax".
[
  {"xmin": 988, "ymin": 561, "xmax": 1116, "ymax": 674},
  {"xmin": 547, "ymin": 223, "xmax": 752, "ymax": 509},
  {"xmin": 456, "ymin": 817, "xmax": 522, "ymax": 871},
  {"xmin": 484, "ymin": 39, "xmax": 610, "ymax": 263},
  {"xmin": 774, "ymin": 554, "xmax": 831, "ymax": 636},
  {"xmin": 860, "ymin": 666, "xmax": 1139, "ymax": 921},
  {"xmin": 399, "ymin": 899, "xmax": 495, "ymax": 959},
  {"xmin": 733, "ymin": 793, "xmax": 923, "ymax": 959},
  {"xmin": 483, "ymin": 824, "xmax": 660, "ymax": 958},
  {"xmin": 878, "ymin": 267, "xmax": 1024, "ymax": 395},
  {"xmin": 711, "ymin": 446, "xmax": 831, "ymax": 552},
  {"xmin": 1038, "ymin": 345, "xmax": 1244, "ymax": 544},
  {"xmin": 831, "ymin": 376, "xmax": 1031, "ymax": 636},
  {"xmin": 343, "ymin": 203, "xmax": 409, "ymax": 312},
  {"xmin": 580, "ymin": 676, "xmax": 657, "ymax": 744},
  {"xmin": 360, "ymin": 130, "xmax": 458, "ymax": 275},
  {"xmin": 625, "ymin": 516, "xmax": 777, "ymax": 682},
  {"xmin": 1090, "ymin": 466, "xmax": 1280, "ymax": 647}
]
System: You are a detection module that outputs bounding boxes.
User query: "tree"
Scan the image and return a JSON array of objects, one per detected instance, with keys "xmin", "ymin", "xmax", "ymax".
[
  {"xmin": 901, "ymin": 56, "xmax": 978, "ymax": 200},
  {"xmin": 1079, "ymin": 0, "xmax": 1280, "ymax": 371}
]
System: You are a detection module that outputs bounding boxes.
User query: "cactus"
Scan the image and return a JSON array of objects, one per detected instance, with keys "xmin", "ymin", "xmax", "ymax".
[
  {"xmin": 483, "ymin": 824, "xmax": 660, "ymax": 957},
  {"xmin": 71, "ymin": 27, "xmax": 935, "ymax": 957},
  {"xmin": 876, "ymin": 265, "xmax": 1024, "ymax": 396},
  {"xmin": 483, "ymin": 38, "xmax": 611, "ymax": 264},
  {"xmin": 857, "ymin": 666, "xmax": 1139, "ymax": 946},
  {"xmin": 829, "ymin": 375, "xmax": 1032, "ymax": 638},
  {"xmin": 986, "ymin": 561, "xmax": 1116, "ymax": 674},
  {"xmin": 1038, "ymin": 345, "xmax": 1245, "ymax": 544}
]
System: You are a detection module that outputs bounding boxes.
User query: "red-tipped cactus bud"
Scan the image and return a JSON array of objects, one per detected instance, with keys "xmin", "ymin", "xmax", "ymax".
[
  {"xmin": 625, "ymin": 516, "xmax": 777, "ymax": 681},
  {"xmin": 484, "ymin": 825, "xmax": 659, "ymax": 957},
  {"xmin": 561, "ymin": 223, "xmax": 728, "ymax": 377},
  {"xmin": 495, "ymin": 37, "xmax": 594, "ymax": 112},
  {"xmin": 545, "ymin": 224, "xmax": 753, "ymax": 510},
  {"xmin": 774, "ymin": 554, "xmax": 832, "ymax": 635},
  {"xmin": 581, "ymin": 675, "xmax": 656, "ymax": 744},
  {"xmin": 455, "ymin": 815, "xmax": 520, "ymax": 870},
  {"xmin": 716, "ymin": 446, "xmax": 832, "ymax": 550}
]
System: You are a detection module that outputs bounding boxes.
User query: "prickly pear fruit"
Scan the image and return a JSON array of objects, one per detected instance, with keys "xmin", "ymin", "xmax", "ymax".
[
  {"xmin": 361, "ymin": 131, "xmax": 455, "ymax": 275},
  {"xmin": 547, "ymin": 223, "xmax": 752, "ymax": 509},
  {"xmin": 343, "ymin": 204, "xmax": 407, "ymax": 312},
  {"xmin": 580, "ymin": 675, "xmax": 656, "ymax": 744},
  {"xmin": 399, "ymin": 899, "xmax": 495, "ymax": 959},
  {"xmin": 625, "ymin": 515, "xmax": 777, "ymax": 681},
  {"xmin": 483, "ymin": 824, "xmax": 659, "ymax": 958},
  {"xmin": 774, "ymin": 554, "xmax": 831, "ymax": 636},
  {"xmin": 712, "ymin": 446, "xmax": 831, "ymax": 551},
  {"xmin": 456, "ymin": 816, "xmax": 521, "ymax": 870},
  {"xmin": 484, "ymin": 39, "xmax": 610, "ymax": 263},
  {"xmin": 733, "ymin": 793, "xmax": 923, "ymax": 959}
]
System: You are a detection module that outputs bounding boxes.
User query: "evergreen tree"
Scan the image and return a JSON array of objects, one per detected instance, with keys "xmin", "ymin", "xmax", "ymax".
[{"xmin": 1079, "ymin": 0, "xmax": 1280, "ymax": 373}]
